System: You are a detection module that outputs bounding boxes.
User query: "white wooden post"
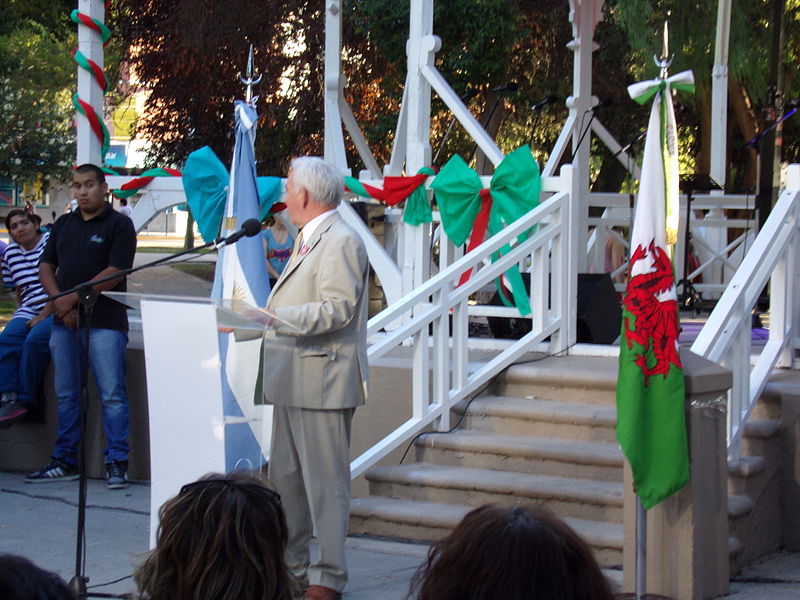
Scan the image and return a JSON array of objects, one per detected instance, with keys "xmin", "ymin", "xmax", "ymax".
[
  {"xmin": 407, "ymin": 0, "xmax": 437, "ymax": 421},
  {"xmin": 324, "ymin": 0, "xmax": 348, "ymax": 168},
  {"xmin": 569, "ymin": 0, "xmax": 598, "ymax": 273},
  {"xmin": 76, "ymin": 0, "xmax": 105, "ymax": 166},
  {"xmin": 710, "ymin": 0, "xmax": 732, "ymax": 188},
  {"xmin": 564, "ymin": 164, "xmax": 579, "ymax": 350},
  {"xmin": 405, "ymin": 0, "xmax": 436, "ymax": 291}
]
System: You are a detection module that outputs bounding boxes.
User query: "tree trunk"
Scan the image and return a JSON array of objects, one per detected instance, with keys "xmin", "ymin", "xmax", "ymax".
[
  {"xmin": 184, "ymin": 210, "xmax": 195, "ymax": 250},
  {"xmin": 729, "ymin": 78, "xmax": 759, "ymax": 190},
  {"xmin": 696, "ymin": 86, "xmax": 712, "ymax": 176},
  {"xmin": 474, "ymin": 91, "xmax": 507, "ymax": 176}
]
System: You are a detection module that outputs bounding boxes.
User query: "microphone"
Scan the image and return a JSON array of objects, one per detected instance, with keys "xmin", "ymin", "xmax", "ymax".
[
  {"xmin": 590, "ymin": 98, "xmax": 613, "ymax": 112},
  {"xmin": 492, "ymin": 82, "xmax": 519, "ymax": 93},
  {"xmin": 531, "ymin": 95, "xmax": 559, "ymax": 110},
  {"xmin": 216, "ymin": 218, "xmax": 262, "ymax": 247}
]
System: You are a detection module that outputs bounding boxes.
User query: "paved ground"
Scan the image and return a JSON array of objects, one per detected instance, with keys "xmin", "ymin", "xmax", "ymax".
[
  {"xmin": 1, "ymin": 469, "xmax": 799, "ymax": 599},
  {"xmin": 0, "ymin": 471, "xmax": 425, "ymax": 599}
]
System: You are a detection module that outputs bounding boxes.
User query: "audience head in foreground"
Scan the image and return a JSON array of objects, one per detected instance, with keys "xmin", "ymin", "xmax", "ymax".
[
  {"xmin": 135, "ymin": 472, "xmax": 290, "ymax": 600},
  {"xmin": 0, "ymin": 554, "xmax": 77, "ymax": 600},
  {"xmin": 409, "ymin": 504, "xmax": 614, "ymax": 600}
]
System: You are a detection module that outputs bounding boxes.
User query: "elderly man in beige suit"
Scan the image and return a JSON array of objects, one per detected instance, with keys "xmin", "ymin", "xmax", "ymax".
[{"xmin": 262, "ymin": 157, "xmax": 369, "ymax": 600}]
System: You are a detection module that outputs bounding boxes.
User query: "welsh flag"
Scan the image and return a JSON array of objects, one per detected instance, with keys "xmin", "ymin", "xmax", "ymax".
[{"xmin": 616, "ymin": 71, "xmax": 694, "ymax": 510}]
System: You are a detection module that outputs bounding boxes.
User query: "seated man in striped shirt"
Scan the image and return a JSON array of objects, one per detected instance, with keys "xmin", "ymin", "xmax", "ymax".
[{"xmin": 0, "ymin": 210, "xmax": 53, "ymax": 426}]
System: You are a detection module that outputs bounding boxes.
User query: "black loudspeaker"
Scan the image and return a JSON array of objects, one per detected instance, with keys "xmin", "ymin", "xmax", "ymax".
[
  {"xmin": 576, "ymin": 273, "xmax": 621, "ymax": 344},
  {"xmin": 487, "ymin": 272, "xmax": 621, "ymax": 343}
]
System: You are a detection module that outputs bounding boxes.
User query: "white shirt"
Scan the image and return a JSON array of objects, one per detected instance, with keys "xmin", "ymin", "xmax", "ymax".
[{"xmin": 299, "ymin": 208, "xmax": 337, "ymax": 246}]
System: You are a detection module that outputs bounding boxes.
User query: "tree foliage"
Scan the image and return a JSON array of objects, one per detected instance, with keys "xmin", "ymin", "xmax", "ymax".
[
  {"xmin": 611, "ymin": 0, "xmax": 800, "ymax": 189},
  {"xmin": 110, "ymin": 0, "xmax": 329, "ymax": 173},
  {"xmin": 0, "ymin": 14, "xmax": 75, "ymax": 185},
  {"xmin": 109, "ymin": 1, "xmax": 800, "ymax": 194}
]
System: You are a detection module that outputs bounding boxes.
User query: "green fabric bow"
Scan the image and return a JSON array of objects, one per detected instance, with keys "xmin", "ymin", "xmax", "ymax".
[
  {"xmin": 628, "ymin": 70, "xmax": 695, "ymax": 106},
  {"xmin": 183, "ymin": 146, "xmax": 283, "ymax": 242},
  {"xmin": 431, "ymin": 145, "xmax": 541, "ymax": 315}
]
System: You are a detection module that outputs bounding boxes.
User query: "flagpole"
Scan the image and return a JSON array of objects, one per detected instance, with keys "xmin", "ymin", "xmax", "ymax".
[{"xmin": 635, "ymin": 498, "xmax": 647, "ymax": 599}]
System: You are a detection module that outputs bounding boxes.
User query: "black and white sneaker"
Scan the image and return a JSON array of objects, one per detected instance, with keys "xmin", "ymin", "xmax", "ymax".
[
  {"xmin": 106, "ymin": 460, "xmax": 129, "ymax": 490},
  {"xmin": 25, "ymin": 458, "xmax": 79, "ymax": 483}
]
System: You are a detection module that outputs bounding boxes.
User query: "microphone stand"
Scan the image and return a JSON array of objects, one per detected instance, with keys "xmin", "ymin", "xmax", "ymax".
[
  {"xmin": 744, "ymin": 105, "xmax": 797, "ymax": 228},
  {"xmin": 46, "ymin": 237, "xmax": 227, "ymax": 600},
  {"xmin": 433, "ymin": 89, "xmax": 477, "ymax": 167},
  {"xmin": 569, "ymin": 110, "xmax": 597, "ymax": 163},
  {"xmin": 743, "ymin": 104, "xmax": 796, "ymax": 315}
]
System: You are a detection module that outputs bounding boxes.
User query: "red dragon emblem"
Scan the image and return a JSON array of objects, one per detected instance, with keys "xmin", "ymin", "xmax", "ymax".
[{"xmin": 622, "ymin": 240, "xmax": 682, "ymax": 385}]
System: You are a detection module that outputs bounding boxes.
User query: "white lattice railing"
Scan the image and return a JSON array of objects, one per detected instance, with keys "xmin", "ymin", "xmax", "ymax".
[
  {"xmin": 587, "ymin": 191, "xmax": 758, "ymax": 298},
  {"xmin": 350, "ymin": 165, "xmax": 579, "ymax": 478},
  {"xmin": 691, "ymin": 164, "xmax": 800, "ymax": 459}
]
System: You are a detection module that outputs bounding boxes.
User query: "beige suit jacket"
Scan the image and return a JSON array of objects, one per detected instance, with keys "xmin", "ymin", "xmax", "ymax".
[{"xmin": 260, "ymin": 212, "xmax": 369, "ymax": 409}]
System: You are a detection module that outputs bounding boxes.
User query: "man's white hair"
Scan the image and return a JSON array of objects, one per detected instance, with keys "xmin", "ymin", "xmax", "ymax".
[{"xmin": 289, "ymin": 157, "xmax": 343, "ymax": 208}]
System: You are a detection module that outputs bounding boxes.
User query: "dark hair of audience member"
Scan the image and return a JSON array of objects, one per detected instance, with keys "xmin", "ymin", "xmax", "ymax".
[
  {"xmin": 0, "ymin": 554, "xmax": 77, "ymax": 600},
  {"xmin": 408, "ymin": 504, "xmax": 614, "ymax": 600},
  {"xmin": 134, "ymin": 472, "xmax": 291, "ymax": 600}
]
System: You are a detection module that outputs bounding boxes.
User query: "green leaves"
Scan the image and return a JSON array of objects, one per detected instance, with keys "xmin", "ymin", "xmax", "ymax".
[{"xmin": 0, "ymin": 19, "xmax": 75, "ymax": 185}]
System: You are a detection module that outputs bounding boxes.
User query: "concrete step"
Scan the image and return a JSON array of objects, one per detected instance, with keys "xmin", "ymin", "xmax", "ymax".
[
  {"xmin": 366, "ymin": 463, "xmax": 624, "ymax": 523},
  {"xmin": 749, "ymin": 390, "xmax": 783, "ymax": 421},
  {"xmin": 414, "ymin": 431, "xmax": 623, "ymax": 482},
  {"xmin": 728, "ymin": 494, "xmax": 754, "ymax": 520},
  {"xmin": 493, "ymin": 356, "xmax": 618, "ymax": 405},
  {"xmin": 741, "ymin": 418, "xmax": 782, "ymax": 460},
  {"xmin": 455, "ymin": 395, "xmax": 617, "ymax": 443},
  {"xmin": 349, "ymin": 496, "xmax": 624, "ymax": 567},
  {"xmin": 728, "ymin": 456, "xmax": 767, "ymax": 496}
]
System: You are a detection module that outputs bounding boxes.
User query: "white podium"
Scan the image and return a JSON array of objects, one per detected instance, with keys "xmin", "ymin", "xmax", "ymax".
[{"xmin": 107, "ymin": 292, "xmax": 275, "ymax": 546}]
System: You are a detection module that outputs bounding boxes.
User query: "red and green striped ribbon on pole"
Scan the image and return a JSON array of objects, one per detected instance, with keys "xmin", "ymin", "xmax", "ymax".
[
  {"xmin": 72, "ymin": 93, "xmax": 111, "ymax": 159},
  {"xmin": 72, "ymin": 49, "xmax": 108, "ymax": 93},
  {"xmin": 70, "ymin": 8, "xmax": 112, "ymax": 163},
  {"xmin": 345, "ymin": 167, "xmax": 436, "ymax": 226},
  {"xmin": 112, "ymin": 168, "xmax": 183, "ymax": 199},
  {"xmin": 70, "ymin": 10, "xmax": 111, "ymax": 45}
]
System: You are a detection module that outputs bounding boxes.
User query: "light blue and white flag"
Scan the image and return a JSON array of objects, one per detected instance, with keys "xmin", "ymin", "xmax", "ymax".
[
  {"xmin": 213, "ymin": 100, "xmax": 272, "ymax": 471},
  {"xmin": 213, "ymin": 101, "xmax": 270, "ymax": 304}
]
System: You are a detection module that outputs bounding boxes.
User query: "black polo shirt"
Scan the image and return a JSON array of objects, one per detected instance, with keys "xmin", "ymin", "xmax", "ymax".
[{"xmin": 41, "ymin": 203, "xmax": 137, "ymax": 331}]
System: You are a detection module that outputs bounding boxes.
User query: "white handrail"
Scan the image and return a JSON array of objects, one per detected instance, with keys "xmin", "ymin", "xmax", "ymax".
[
  {"xmin": 691, "ymin": 164, "xmax": 800, "ymax": 459},
  {"xmin": 353, "ymin": 165, "xmax": 577, "ymax": 478}
]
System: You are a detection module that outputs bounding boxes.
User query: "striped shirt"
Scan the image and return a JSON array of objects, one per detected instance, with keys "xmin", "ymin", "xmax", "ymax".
[{"xmin": 1, "ymin": 231, "xmax": 50, "ymax": 320}]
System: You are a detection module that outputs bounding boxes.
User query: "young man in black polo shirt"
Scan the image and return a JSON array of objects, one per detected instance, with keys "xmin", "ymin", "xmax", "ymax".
[{"xmin": 26, "ymin": 164, "xmax": 137, "ymax": 489}]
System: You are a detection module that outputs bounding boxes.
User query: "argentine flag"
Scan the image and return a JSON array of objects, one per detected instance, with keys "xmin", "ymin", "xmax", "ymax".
[{"xmin": 213, "ymin": 100, "xmax": 272, "ymax": 471}]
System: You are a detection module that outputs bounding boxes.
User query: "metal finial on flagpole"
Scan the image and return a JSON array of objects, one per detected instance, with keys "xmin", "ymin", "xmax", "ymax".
[
  {"xmin": 654, "ymin": 20, "xmax": 673, "ymax": 80},
  {"xmin": 240, "ymin": 43, "xmax": 262, "ymax": 105}
]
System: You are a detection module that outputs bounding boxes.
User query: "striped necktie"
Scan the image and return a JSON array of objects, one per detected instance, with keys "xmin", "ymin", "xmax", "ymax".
[{"xmin": 289, "ymin": 230, "xmax": 304, "ymax": 265}]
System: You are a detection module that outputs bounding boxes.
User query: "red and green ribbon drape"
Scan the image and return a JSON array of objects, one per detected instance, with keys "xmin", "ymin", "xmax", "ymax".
[
  {"xmin": 71, "ymin": 8, "xmax": 112, "ymax": 161},
  {"xmin": 430, "ymin": 145, "xmax": 541, "ymax": 315},
  {"xmin": 111, "ymin": 168, "xmax": 183, "ymax": 199},
  {"xmin": 345, "ymin": 166, "xmax": 436, "ymax": 226}
]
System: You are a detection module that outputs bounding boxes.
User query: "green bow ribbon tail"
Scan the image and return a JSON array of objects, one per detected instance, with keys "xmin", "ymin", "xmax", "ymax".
[{"xmin": 431, "ymin": 145, "xmax": 541, "ymax": 315}]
